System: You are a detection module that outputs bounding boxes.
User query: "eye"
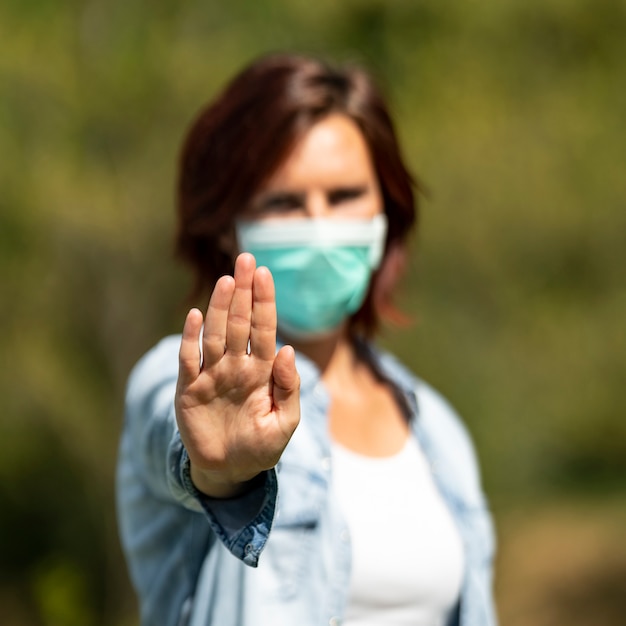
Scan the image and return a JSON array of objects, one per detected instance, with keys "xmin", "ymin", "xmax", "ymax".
[
  {"xmin": 257, "ymin": 192, "xmax": 304, "ymax": 214},
  {"xmin": 328, "ymin": 186, "xmax": 366, "ymax": 205}
]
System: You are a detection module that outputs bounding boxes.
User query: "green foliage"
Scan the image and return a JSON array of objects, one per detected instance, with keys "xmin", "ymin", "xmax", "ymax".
[
  {"xmin": 1, "ymin": 0, "xmax": 624, "ymax": 623},
  {"xmin": 32, "ymin": 557, "xmax": 96, "ymax": 626}
]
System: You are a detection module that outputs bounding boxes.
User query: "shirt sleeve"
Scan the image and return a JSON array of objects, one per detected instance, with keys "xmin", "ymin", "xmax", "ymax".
[{"xmin": 120, "ymin": 335, "xmax": 278, "ymax": 566}]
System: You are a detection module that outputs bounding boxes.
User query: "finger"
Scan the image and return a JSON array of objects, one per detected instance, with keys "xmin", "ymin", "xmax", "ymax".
[
  {"xmin": 225, "ymin": 253, "xmax": 255, "ymax": 356},
  {"xmin": 178, "ymin": 308, "xmax": 204, "ymax": 386},
  {"xmin": 250, "ymin": 266, "xmax": 277, "ymax": 362},
  {"xmin": 272, "ymin": 345, "xmax": 301, "ymax": 432},
  {"xmin": 203, "ymin": 275, "xmax": 235, "ymax": 368}
]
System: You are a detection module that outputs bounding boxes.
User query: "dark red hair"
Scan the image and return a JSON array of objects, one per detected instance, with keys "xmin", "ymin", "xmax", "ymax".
[{"xmin": 175, "ymin": 52, "xmax": 418, "ymax": 336}]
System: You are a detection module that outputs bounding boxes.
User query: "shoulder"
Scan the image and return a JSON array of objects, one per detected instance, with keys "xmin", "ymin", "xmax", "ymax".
[
  {"xmin": 371, "ymin": 344, "xmax": 474, "ymax": 448},
  {"xmin": 125, "ymin": 334, "xmax": 182, "ymax": 414},
  {"xmin": 413, "ymin": 378, "xmax": 474, "ymax": 454},
  {"xmin": 415, "ymin": 378, "xmax": 486, "ymax": 506},
  {"xmin": 129, "ymin": 334, "xmax": 182, "ymax": 382}
]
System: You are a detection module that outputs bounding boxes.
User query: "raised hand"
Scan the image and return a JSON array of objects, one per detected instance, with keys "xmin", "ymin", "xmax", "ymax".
[{"xmin": 175, "ymin": 253, "xmax": 300, "ymax": 498}]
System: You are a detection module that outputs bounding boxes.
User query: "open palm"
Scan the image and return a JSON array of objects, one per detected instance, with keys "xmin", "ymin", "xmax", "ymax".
[{"xmin": 175, "ymin": 253, "xmax": 300, "ymax": 498}]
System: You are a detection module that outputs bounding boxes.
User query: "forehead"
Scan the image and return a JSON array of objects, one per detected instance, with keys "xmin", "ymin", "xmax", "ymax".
[{"xmin": 263, "ymin": 114, "xmax": 376, "ymax": 189}]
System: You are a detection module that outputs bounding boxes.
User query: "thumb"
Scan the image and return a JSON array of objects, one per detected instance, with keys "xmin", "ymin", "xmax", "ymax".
[
  {"xmin": 272, "ymin": 345, "xmax": 301, "ymax": 428},
  {"xmin": 178, "ymin": 308, "xmax": 204, "ymax": 386}
]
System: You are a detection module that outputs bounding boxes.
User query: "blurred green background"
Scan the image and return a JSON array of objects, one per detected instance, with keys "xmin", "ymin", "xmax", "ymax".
[{"xmin": 1, "ymin": 1, "xmax": 625, "ymax": 624}]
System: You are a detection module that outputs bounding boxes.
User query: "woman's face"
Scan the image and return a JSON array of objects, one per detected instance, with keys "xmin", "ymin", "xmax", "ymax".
[
  {"xmin": 235, "ymin": 114, "xmax": 388, "ymax": 341},
  {"xmin": 248, "ymin": 114, "xmax": 383, "ymax": 221}
]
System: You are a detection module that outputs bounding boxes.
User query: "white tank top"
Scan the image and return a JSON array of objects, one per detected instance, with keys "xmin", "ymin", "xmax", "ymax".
[{"xmin": 331, "ymin": 436, "xmax": 464, "ymax": 626}]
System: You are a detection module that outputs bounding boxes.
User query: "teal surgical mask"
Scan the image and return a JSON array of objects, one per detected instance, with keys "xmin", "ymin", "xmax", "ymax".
[{"xmin": 235, "ymin": 214, "xmax": 388, "ymax": 340}]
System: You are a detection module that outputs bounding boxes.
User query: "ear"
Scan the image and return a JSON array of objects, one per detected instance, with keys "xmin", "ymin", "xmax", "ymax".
[
  {"xmin": 374, "ymin": 241, "xmax": 413, "ymax": 326},
  {"xmin": 378, "ymin": 241, "xmax": 408, "ymax": 291}
]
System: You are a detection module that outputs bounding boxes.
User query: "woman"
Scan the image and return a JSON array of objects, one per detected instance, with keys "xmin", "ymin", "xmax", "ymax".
[{"xmin": 116, "ymin": 53, "xmax": 497, "ymax": 626}]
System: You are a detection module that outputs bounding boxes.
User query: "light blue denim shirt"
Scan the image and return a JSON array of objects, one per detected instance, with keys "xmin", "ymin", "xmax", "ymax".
[{"xmin": 116, "ymin": 335, "xmax": 497, "ymax": 626}]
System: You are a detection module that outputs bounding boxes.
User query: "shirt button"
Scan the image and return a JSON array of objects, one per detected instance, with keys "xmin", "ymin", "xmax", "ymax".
[
  {"xmin": 244, "ymin": 544, "xmax": 253, "ymax": 554},
  {"xmin": 321, "ymin": 457, "xmax": 331, "ymax": 471}
]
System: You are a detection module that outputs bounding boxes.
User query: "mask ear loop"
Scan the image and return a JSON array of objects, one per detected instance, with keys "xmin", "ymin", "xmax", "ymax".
[{"xmin": 367, "ymin": 214, "xmax": 388, "ymax": 268}]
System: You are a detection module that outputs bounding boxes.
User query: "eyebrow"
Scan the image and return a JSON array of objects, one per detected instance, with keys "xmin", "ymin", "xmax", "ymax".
[
  {"xmin": 261, "ymin": 185, "xmax": 368, "ymax": 201},
  {"xmin": 328, "ymin": 184, "xmax": 368, "ymax": 198}
]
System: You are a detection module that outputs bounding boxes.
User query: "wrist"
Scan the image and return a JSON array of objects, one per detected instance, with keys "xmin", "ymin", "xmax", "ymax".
[{"xmin": 190, "ymin": 463, "xmax": 263, "ymax": 499}]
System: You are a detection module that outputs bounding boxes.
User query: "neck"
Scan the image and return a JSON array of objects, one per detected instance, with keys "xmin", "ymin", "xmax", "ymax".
[
  {"xmin": 284, "ymin": 324, "xmax": 357, "ymax": 376},
  {"xmin": 289, "ymin": 331, "xmax": 371, "ymax": 402}
]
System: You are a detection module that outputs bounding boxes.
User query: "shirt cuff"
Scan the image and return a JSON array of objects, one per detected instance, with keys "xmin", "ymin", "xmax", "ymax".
[{"xmin": 176, "ymin": 444, "xmax": 278, "ymax": 567}]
